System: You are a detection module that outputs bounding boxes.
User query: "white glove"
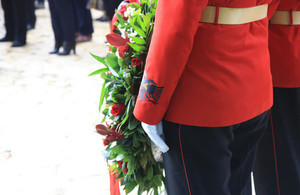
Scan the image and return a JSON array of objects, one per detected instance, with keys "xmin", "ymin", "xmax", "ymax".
[{"xmin": 141, "ymin": 122, "xmax": 169, "ymax": 153}]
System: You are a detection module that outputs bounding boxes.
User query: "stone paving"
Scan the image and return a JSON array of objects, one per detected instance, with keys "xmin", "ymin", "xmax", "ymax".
[{"xmin": 0, "ymin": 5, "xmax": 113, "ymax": 195}]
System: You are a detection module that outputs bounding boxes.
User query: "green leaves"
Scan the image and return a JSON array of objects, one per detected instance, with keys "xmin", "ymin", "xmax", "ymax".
[
  {"xmin": 99, "ymin": 81, "xmax": 108, "ymax": 111},
  {"xmin": 105, "ymin": 53, "xmax": 120, "ymax": 77},
  {"xmin": 132, "ymin": 24, "xmax": 147, "ymax": 38},
  {"xmin": 116, "ymin": 12, "xmax": 125, "ymax": 26},
  {"xmin": 120, "ymin": 98, "xmax": 132, "ymax": 126},
  {"xmin": 128, "ymin": 43, "xmax": 147, "ymax": 52},
  {"xmin": 111, "ymin": 88, "xmax": 126, "ymax": 103},
  {"xmin": 130, "ymin": 37, "xmax": 146, "ymax": 45},
  {"xmin": 88, "ymin": 68, "xmax": 109, "ymax": 77},
  {"xmin": 146, "ymin": 165, "xmax": 153, "ymax": 181},
  {"xmin": 89, "ymin": 0, "xmax": 165, "ymax": 194},
  {"xmin": 106, "ymin": 53, "xmax": 119, "ymax": 69},
  {"xmin": 90, "ymin": 53, "xmax": 107, "ymax": 66},
  {"xmin": 128, "ymin": 116, "xmax": 140, "ymax": 130},
  {"xmin": 143, "ymin": 14, "xmax": 151, "ymax": 27}
]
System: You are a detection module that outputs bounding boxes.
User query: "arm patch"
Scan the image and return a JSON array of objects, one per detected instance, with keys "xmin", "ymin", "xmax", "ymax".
[{"xmin": 139, "ymin": 73, "xmax": 164, "ymax": 105}]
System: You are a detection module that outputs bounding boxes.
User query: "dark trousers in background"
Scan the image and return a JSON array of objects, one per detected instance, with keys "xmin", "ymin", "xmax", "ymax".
[
  {"xmin": 1, "ymin": 0, "xmax": 28, "ymax": 42},
  {"xmin": 254, "ymin": 87, "xmax": 300, "ymax": 195},
  {"xmin": 48, "ymin": 0, "xmax": 77, "ymax": 43},
  {"xmin": 27, "ymin": 0, "xmax": 36, "ymax": 27},
  {"xmin": 163, "ymin": 110, "xmax": 270, "ymax": 195},
  {"xmin": 103, "ymin": 0, "xmax": 122, "ymax": 20},
  {"xmin": 75, "ymin": 0, "xmax": 94, "ymax": 35}
]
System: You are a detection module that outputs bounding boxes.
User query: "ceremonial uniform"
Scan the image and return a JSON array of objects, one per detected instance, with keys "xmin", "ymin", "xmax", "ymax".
[
  {"xmin": 253, "ymin": 0, "xmax": 300, "ymax": 194},
  {"xmin": 133, "ymin": 0, "xmax": 279, "ymax": 194}
]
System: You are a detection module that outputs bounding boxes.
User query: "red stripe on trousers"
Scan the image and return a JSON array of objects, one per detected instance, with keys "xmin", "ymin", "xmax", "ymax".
[
  {"xmin": 178, "ymin": 125, "xmax": 192, "ymax": 195},
  {"xmin": 270, "ymin": 112, "xmax": 281, "ymax": 195}
]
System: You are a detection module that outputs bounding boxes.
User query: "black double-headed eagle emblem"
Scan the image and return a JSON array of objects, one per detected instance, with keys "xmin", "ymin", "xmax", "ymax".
[{"xmin": 139, "ymin": 73, "xmax": 164, "ymax": 105}]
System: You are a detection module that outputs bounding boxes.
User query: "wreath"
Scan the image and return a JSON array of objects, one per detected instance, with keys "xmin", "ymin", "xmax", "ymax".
[{"xmin": 89, "ymin": 0, "xmax": 165, "ymax": 194}]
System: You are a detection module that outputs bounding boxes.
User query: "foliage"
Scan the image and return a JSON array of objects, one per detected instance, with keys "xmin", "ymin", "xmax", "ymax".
[{"xmin": 90, "ymin": 0, "xmax": 165, "ymax": 194}]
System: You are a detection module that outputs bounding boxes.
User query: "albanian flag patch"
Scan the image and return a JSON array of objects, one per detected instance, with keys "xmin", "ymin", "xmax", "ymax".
[{"xmin": 139, "ymin": 73, "xmax": 164, "ymax": 105}]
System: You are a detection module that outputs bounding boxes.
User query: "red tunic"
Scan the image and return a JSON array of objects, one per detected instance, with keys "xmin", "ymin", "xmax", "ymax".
[
  {"xmin": 134, "ymin": 0, "xmax": 277, "ymax": 126},
  {"xmin": 269, "ymin": 0, "xmax": 300, "ymax": 88}
]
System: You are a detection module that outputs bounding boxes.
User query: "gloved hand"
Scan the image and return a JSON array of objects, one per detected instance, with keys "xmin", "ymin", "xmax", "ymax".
[{"xmin": 141, "ymin": 121, "xmax": 169, "ymax": 153}]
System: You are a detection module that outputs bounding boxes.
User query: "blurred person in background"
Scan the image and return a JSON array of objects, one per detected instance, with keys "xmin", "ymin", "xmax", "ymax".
[
  {"xmin": 48, "ymin": 0, "xmax": 77, "ymax": 55},
  {"xmin": 75, "ymin": 0, "xmax": 94, "ymax": 43},
  {"xmin": 100, "ymin": 0, "xmax": 122, "ymax": 25},
  {"xmin": 27, "ymin": 0, "xmax": 36, "ymax": 30},
  {"xmin": 88, "ymin": 0, "xmax": 108, "ymax": 22},
  {"xmin": 35, "ymin": 0, "xmax": 45, "ymax": 9},
  {"xmin": 0, "ymin": 0, "xmax": 30, "ymax": 47}
]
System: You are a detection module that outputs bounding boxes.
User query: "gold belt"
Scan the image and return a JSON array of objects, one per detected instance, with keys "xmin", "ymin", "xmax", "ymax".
[
  {"xmin": 200, "ymin": 4, "xmax": 268, "ymax": 25},
  {"xmin": 270, "ymin": 10, "xmax": 300, "ymax": 25}
]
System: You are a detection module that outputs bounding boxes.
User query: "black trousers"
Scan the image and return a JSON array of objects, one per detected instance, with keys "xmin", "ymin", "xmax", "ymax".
[
  {"xmin": 103, "ymin": 0, "xmax": 122, "ymax": 20},
  {"xmin": 1, "ymin": 0, "xmax": 28, "ymax": 42},
  {"xmin": 75, "ymin": 0, "xmax": 94, "ymax": 35},
  {"xmin": 27, "ymin": 0, "xmax": 36, "ymax": 26},
  {"xmin": 253, "ymin": 87, "xmax": 300, "ymax": 195},
  {"xmin": 163, "ymin": 110, "xmax": 270, "ymax": 195},
  {"xmin": 48, "ymin": 0, "xmax": 77, "ymax": 43}
]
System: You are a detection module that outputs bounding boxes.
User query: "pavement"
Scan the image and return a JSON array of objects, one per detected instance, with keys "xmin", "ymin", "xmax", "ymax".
[{"xmin": 0, "ymin": 4, "xmax": 114, "ymax": 195}]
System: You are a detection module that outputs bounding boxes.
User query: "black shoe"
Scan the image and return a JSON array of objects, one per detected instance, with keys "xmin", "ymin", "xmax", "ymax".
[
  {"xmin": 49, "ymin": 41, "xmax": 63, "ymax": 54},
  {"xmin": 57, "ymin": 42, "xmax": 76, "ymax": 56},
  {"xmin": 11, "ymin": 40, "xmax": 26, "ymax": 47},
  {"xmin": 95, "ymin": 15, "xmax": 109, "ymax": 22},
  {"xmin": 0, "ymin": 36, "xmax": 13, "ymax": 42},
  {"xmin": 27, "ymin": 24, "xmax": 35, "ymax": 31}
]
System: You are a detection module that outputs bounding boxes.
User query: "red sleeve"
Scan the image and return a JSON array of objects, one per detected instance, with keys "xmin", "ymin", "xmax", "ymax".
[
  {"xmin": 133, "ymin": 0, "xmax": 208, "ymax": 125},
  {"xmin": 268, "ymin": 0, "xmax": 281, "ymax": 19}
]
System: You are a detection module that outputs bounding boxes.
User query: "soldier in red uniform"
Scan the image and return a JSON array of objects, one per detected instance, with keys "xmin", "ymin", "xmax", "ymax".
[
  {"xmin": 253, "ymin": 0, "xmax": 300, "ymax": 194},
  {"xmin": 133, "ymin": 0, "xmax": 279, "ymax": 194}
]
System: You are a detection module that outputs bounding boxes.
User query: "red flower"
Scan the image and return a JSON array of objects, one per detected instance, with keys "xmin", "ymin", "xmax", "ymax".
[
  {"xmin": 97, "ymin": 124, "xmax": 125, "ymax": 146},
  {"xmin": 118, "ymin": 161, "xmax": 123, "ymax": 168},
  {"xmin": 118, "ymin": 44, "xmax": 130, "ymax": 58},
  {"xmin": 102, "ymin": 131, "xmax": 125, "ymax": 146},
  {"xmin": 111, "ymin": 104, "xmax": 126, "ymax": 117},
  {"xmin": 111, "ymin": 14, "xmax": 118, "ymax": 32},
  {"xmin": 106, "ymin": 135, "xmax": 117, "ymax": 142},
  {"xmin": 124, "ymin": 163, "xmax": 128, "ymax": 173},
  {"xmin": 131, "ymin": 58, "xmax": 142, "ymax": 69},
  {"xmin": 105, "ymin": 33, "xmax": 130, "ymax": 58},
  {"xmin": 118, "ymin": 161, "xmax": 128, "ymax": 173},
  {"xmin": 113, "ymin": 130, "xmax": 125, "ymax": 141},
  {"xmin": 96, "ymin": 124, "xmax": 113, "ymax": 135},
  {"xmin": 118, "ymin": 5, "xmax": 129, "ymax": 20},
  {"xmin": 106, "ymin": 33, "xmax": 127, "ymax": 48},
  {"xmin": 103, "ymin": 139, "xmax": 110, "ymax": 146}
]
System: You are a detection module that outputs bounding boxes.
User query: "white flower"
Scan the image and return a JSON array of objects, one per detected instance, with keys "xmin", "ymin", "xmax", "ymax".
[
  {"xmin": 124, "ymin": 7, "xmax": 136, "ymax": 17},
  {"xmin": 119, "ymin": 28, "xmax": 126, "ymax": 39},
  {"xmin": 115, "ymin": 50, "xmax": 121, "ymax": 58},
  {"xmin": 129, "ymin": 31, "xmax": 138, "ymax": 37},
  {"xmin": 102, "ymin": 150, "xmax": 111, "ymax": 160}
]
